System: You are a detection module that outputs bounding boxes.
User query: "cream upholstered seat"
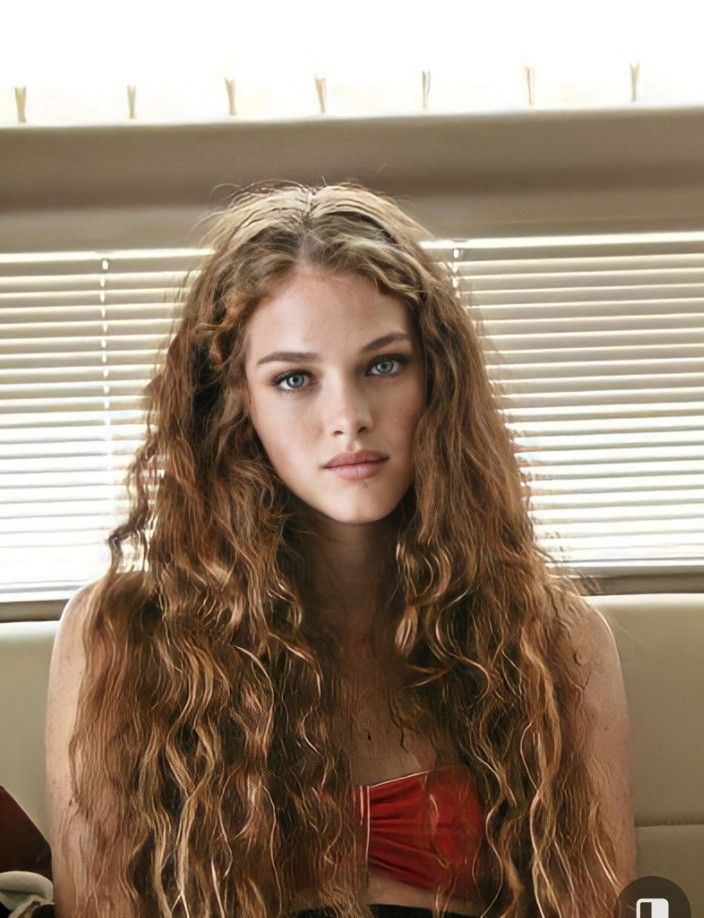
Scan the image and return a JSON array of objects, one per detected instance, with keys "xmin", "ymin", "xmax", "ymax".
[{"xmin": 0, "ymin": 594, "xmax": 702, "ymax": 912}]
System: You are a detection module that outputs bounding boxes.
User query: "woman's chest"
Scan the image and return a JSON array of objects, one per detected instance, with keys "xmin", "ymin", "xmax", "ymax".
[
  {"xmin": 342, "ymin": 654, "xmax": 438, "ymax": 785},
  {"xmin": 293, "ymin": 665, "xmax": 484, "ymax": 915},
  {"xmin": 346, "ymin": 696, "xmax": 438, "ymax": 785}
]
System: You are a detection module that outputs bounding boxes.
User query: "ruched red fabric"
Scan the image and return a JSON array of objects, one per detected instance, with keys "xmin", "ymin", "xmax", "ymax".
[{"xmin": 353, "ymin": 762, "xmax": 485, "ymax": 901}]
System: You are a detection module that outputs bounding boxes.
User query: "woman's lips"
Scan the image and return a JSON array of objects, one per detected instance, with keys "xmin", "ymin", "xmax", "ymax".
[{"xmin": 324, "ymin": 458, "xmax": 388, "ymax": 480}]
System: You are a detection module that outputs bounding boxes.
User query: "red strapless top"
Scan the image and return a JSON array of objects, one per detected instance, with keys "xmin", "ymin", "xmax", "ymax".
[{"xmin": 353, "ymin": 762, "xmax": 485, "ymax": 901}]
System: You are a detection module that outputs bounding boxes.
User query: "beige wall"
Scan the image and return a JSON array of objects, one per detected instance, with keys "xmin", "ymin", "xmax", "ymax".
[{"xmin": 3, "ymin": 106, "xmax": 704, "ymax": 251}]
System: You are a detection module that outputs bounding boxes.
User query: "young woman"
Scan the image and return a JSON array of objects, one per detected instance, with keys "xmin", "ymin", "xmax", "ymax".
[{"xmin": 45, "ymin": 180, "xmax": 636, "ymax": 917}]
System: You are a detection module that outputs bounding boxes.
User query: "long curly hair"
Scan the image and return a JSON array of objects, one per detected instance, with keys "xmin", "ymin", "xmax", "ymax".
[{"xmin": 64, "ymin": 180, "xmax": 621, "ymax": 917}]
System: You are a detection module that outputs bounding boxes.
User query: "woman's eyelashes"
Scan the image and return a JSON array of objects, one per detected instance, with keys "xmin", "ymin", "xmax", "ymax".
[{"xmin": 270, "ymin": 353, "xmax": 411, "ymax": 395}]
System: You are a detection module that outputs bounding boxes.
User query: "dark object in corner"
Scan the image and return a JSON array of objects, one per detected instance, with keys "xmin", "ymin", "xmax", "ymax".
[{"xmin": 0, "ymin": 785, "xmax": 54, "ymax": 916}]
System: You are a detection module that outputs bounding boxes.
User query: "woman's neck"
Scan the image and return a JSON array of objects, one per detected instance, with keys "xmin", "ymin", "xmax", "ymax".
[{"xmin": 297, "ymin": 507, "xmax": 401, "ymax": 645}]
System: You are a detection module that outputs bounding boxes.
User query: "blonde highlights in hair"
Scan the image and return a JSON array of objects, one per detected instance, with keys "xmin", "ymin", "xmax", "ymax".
[{"xmin": 64, "ymin": 180, "xmax": 621, "ymax": 916}]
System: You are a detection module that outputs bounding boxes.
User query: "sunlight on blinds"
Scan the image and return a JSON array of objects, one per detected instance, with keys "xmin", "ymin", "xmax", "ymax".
[
  {"xmin": 1, "ymin": 233, "xmax": 703, "ymax": 600},
  {"xmin": 431, "ymin": 233, "xmax": 704, "ymax": 571},
  {"xmin": 0, "ymin": 249, "xmax": 201, "ymax": 599}
]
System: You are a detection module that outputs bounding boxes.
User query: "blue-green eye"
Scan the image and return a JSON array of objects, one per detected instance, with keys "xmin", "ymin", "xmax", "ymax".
[{"xmin": 271, "ymin": 353, "xmax": 410, "ymax": 394}]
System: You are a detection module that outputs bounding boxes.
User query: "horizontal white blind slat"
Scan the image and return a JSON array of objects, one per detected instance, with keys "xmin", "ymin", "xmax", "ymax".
[
  {"xmin": 0, "ymin": 500, "xmax": 683, "ymax": 519},
  {"xmin": 0, "ymin": 249, "xmax": 208, "ymax": 274}
]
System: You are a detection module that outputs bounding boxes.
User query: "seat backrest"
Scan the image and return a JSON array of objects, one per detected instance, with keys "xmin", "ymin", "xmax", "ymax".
[
  {"xmin": 0, "ymin": 618, "xmax": 56, "ymax": 837},
  {"xmin": 0, "ymin": 594, "xmax": 702, "ymax": 911}
]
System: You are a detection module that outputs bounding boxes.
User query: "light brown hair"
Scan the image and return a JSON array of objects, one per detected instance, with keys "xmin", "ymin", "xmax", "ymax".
[{"xmin": 64, "ymin": 180, "xmax": 619, "ymax": 916}]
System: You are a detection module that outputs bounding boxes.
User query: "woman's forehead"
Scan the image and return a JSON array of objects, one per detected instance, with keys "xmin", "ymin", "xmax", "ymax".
[{"xmin": 246, "ymin": 272, "xmax": 413, "ymax": 355}]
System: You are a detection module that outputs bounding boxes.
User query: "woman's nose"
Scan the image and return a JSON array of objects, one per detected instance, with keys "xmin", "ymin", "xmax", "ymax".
[{"xmin": 325, "ymin": 378, "xmax": 373, "ymax": 433}]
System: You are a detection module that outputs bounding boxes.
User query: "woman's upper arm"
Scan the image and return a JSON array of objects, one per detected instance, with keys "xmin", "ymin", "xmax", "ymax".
[
  {"xmin": 44, "ymin": 582, "xmax": 116, "ymax": 917},
  {"xmin": 45, "ymin": 583, "xmax": 95, "ymax": 916},
  {"xmin": 578, "ymin": 605, "xmax": 638, "ymax": 892}
]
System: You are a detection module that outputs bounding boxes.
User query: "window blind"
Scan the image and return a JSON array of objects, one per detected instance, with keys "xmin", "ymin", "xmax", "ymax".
[
  {"xmin": 432, "ymin": 232, "xmax": 704, "ymax": 573},
  {"xmin": 0, "ymin": 249, "xmax": 202, "ymax": 601},
  {"xmin": 1, "ymin": 233, "xmax": 703, "ymax": 602}
]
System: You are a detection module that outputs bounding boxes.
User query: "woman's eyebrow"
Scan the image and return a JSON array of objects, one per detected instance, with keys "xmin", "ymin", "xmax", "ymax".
[{"xmin": 255, "ymin": 331, "xmax": 411, "ymax": 367}]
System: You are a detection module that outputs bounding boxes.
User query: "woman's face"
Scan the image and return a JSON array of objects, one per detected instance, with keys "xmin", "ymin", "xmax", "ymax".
[{"xmin": 243, "ymin": 267, "xmax": 425, "ymax": 525}]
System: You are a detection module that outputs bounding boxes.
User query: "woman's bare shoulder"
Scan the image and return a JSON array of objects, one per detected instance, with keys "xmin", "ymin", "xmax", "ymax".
[
  {"xmin": 56, "ymin": 572, "xmax": 151, "ymax": 646},
  {"xmin": 46, "ymin": 579, "xmax": 143, "ymax": 916},
  {"xmin": 51, "ymin": 581, "xmax": 101, "ymax": 682}
]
